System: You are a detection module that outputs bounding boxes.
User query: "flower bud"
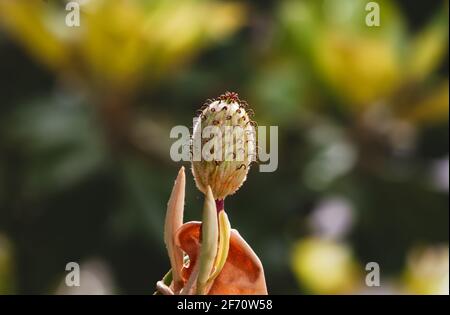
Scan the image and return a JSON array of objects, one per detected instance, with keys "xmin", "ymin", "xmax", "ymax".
[{"xmin": 191, "ymin": 92, "xmax": 256, "ymax": 200}]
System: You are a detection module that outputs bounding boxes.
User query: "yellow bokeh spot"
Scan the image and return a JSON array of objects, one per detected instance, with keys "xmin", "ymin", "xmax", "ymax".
[{"xmin": 291, "ymin": 237, "xmax": 360, "ymax": 294}]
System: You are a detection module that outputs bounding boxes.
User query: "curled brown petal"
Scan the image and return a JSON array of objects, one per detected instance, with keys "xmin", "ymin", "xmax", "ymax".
[
  {"xmin": 175, "ymin": 222, "xmax": 268, "ymax": 295},
  {"xmin": 164, "ymin": 167, "xmax": 186, "ymax": 292},
  {"xmin": 156, "ymin": 281, "xmax": 174, "ymax": 295}
]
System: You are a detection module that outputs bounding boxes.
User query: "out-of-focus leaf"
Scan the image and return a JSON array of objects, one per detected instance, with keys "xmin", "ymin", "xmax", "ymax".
[
  {"xmin": 407, "ymin": 11, "xmax": 449, "ymax": 81},
  {"xmin": 303, "ymin": 125, "xmax": 357, "ymax": 191},
  {"xmin": 405, "ymin": 80, "xmax": 449, "ymax": 125},
  {"xmin": 4, "ymin": 96, "xmax": 107, "ymax": 198},
  {"xmin": 250, "ymin": 61, "xmax": 306, "ymax": 124},
  {"xmin": 0, "ymin": 234, "xmax": 15, "ymax": 294},
  {"xmin": 0, "ymin": 0, "xmax": 246, "ymax": 89},
  {"xmin": 313, "ymin": 32, "xmax": 402, "ymax": 108},
  {"xmin": 0, "ymin": 1, "xmax": 69, "ymax": 70},
  {"xmin": 279, "ymin": 0, "xmax": 409, "ymax": 109}
]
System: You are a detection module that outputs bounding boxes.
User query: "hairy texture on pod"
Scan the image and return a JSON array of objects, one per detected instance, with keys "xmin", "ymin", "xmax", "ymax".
[{"xmin": 191, "ymin": 92, "xmax": 256, "ymax": 200}]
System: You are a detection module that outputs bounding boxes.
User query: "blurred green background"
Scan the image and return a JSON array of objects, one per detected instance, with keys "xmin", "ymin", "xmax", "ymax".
[{"xmin": 0, "ymin": 0, "xmax": 448, "ymax": 294}]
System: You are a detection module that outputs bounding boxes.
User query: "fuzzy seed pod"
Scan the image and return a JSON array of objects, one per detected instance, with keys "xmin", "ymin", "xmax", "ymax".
[{"xmin": 191, "ymin": 92, "xmax": 256, "ymax": 200}]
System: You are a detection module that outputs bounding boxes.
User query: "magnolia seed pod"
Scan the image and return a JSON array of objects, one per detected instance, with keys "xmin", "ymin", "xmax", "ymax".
[{"xmin": 191, "ymin": 92, "xmax": 256, "ymax": 200}]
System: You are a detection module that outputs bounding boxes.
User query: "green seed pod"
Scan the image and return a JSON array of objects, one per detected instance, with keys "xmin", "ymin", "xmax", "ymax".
[{"xmin": 191, "ymin": 92, "xmax": 256, "ymax": 201}]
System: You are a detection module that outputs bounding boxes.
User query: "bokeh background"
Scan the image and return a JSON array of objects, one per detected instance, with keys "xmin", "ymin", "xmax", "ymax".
[{"xmin": 0, "ymin": 0, "xmax": 448, "ymax": 295}]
